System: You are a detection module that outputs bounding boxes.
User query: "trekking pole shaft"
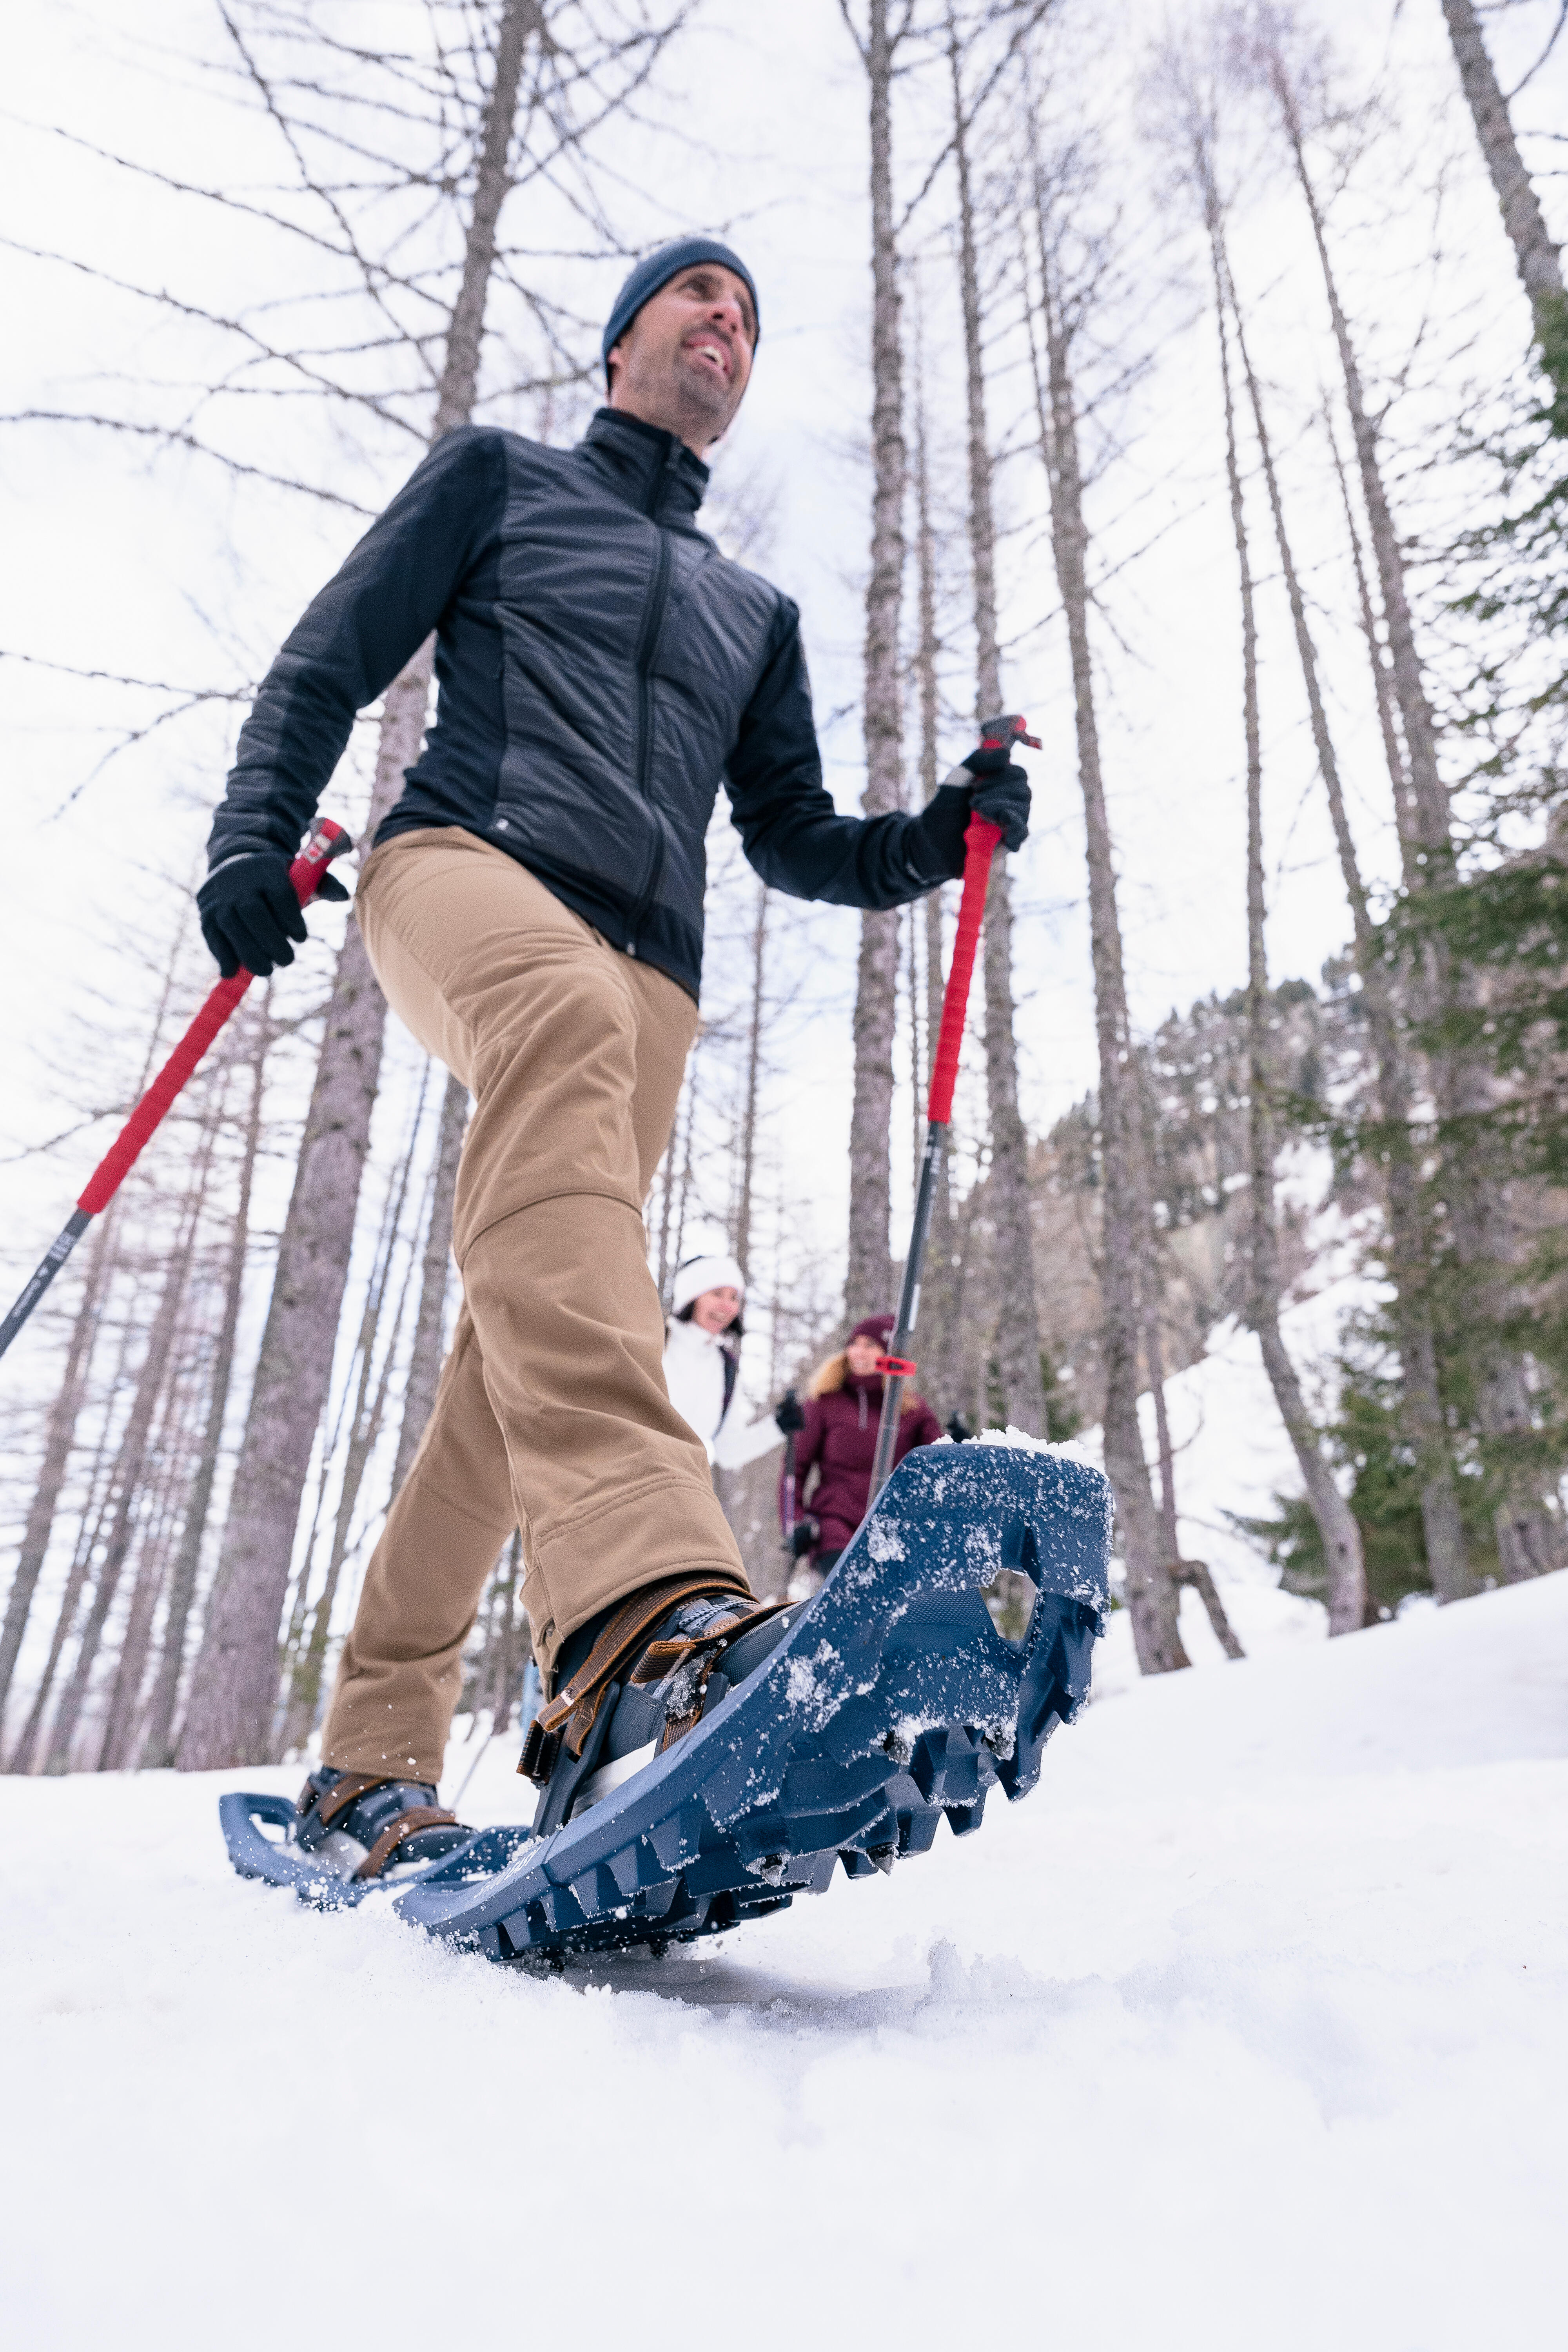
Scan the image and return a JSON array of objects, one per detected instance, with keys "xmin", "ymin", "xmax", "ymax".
[
  {"xmin": 928, "ymin": 813, "xmax": 1001, "ymax": 1128},
  {"xmin": 867, "ymin": 813, "xmax": 1002, "ymax": 1504},
  {"xmin": 0, "ymin": 820, "xmax": 351, "ymax": 1362}
]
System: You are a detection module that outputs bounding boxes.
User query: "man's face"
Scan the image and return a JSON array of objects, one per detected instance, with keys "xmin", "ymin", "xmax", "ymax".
[{"xmin": 607, "ymin": 263, "xmax": 757, "ymax": 453}]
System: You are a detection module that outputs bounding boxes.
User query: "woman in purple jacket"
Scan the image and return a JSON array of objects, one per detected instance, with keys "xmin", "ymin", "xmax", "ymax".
[{"xmin": 779, "ymin": 1314, "xmax": 943, "ymax": 1588}]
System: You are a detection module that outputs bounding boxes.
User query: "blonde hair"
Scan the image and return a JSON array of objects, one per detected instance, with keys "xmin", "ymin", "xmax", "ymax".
[{"xmin": 806, "ymin": 1349, "xmax": 924, "ymax": 1416}]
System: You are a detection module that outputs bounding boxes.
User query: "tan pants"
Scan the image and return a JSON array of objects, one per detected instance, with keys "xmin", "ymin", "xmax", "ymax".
[{"xmin": 319, "ymin": 828, "xmax": 749, "ymax": 1782}]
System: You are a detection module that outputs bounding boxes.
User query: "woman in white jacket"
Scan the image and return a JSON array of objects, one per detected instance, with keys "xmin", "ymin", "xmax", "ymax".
[{"xmin": 662, "ymin": 1254, "xmax": 785, "ymax": 1473}]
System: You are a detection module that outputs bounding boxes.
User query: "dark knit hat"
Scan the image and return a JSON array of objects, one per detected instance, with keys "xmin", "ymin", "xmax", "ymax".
[
  {"xmin": 601, "ymin": 238, "xmax": 760, "ymax": 386},
  {"xmin": 849, "ymin": 1315, "xmax": 896, "ymax": 1347}
]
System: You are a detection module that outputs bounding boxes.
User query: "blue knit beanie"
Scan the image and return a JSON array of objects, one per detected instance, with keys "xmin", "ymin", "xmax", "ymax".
[{"xmin": 601, "ymin": 238, "xmax": 760, "ymax": 387}]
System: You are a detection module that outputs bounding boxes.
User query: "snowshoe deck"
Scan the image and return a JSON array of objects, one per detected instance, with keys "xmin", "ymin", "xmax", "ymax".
[{"xmin": 220, "ymin": 1441, "xmax": 1109, "ymax": 1959}]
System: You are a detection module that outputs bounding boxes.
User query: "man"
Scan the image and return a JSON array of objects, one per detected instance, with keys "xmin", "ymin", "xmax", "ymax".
[{"xmin": 198, "ymin": 238, "xmax": 1030, "ymax": 1877}]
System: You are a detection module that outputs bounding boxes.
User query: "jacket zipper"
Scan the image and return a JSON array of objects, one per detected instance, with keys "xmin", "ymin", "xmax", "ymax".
[{"xmin": 624, "ymin": 494, "xmax": 673, "ymax": 959}]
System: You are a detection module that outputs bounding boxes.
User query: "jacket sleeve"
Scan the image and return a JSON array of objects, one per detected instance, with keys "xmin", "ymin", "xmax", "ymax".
[
  {"xmin": 205, "ymin": 428, "xmax": 508, "ymax": 871},
  {"xmin": 711, "ymin": 1401, "xmax": 785, "ymax": 1473},
  {"xmin": 724, "ymin": 601, "xmax": 953, "ymax": 910}
]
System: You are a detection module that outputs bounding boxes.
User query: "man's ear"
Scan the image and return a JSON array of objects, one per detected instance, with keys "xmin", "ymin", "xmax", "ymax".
[{"xmin": 606, "ymin": 334, "xmax": 627, "ymax": 391}]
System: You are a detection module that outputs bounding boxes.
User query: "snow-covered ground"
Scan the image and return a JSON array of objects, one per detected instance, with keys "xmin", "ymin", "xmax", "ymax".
[{"xmin": 5, "ymin": 1571, "xmax": 1564, "ymax": 2352}]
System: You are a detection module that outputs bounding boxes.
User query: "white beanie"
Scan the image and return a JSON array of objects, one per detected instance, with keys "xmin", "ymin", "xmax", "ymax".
[{"xmin": 671, "ymin": 1253, "xmax": 746, "ymax": 1316}]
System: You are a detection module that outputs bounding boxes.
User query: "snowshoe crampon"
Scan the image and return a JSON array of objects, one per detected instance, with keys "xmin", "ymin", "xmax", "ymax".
[{"xmin": 220, "ymin": 1441, "xmax": 1109, "ymax": 1958}]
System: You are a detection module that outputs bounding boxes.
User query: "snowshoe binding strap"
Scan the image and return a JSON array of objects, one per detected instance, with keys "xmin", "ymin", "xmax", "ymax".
[
  {"xmin": 518, "ymin": 1570, "xmax": 753, "ymax": 1784},
  {"xmin": 296, "ymin": 1770, "xmax": 391, "ymax": 1837},
  {"xmin": 627, "ymin": 1598, "xmax": 795, "ymax": 1751},
  {"xmin": 352, "ymin": 1803, "xmax": 462, "ymax": 1882}
]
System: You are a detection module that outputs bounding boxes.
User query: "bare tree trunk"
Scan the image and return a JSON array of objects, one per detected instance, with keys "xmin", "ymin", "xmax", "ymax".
[
  {"xmin": 48, "ymin": 1178, "xmax": 205, "ymax": 1771},
  {"xmin": 1131, "ymin": 1055, "xmax": 1246, "ymax": 1655},
  {"xmin": 390, "ymin": 1069, "xmax": 466, "ymax": 1496},
  {"xmin": 1322, "ymin": 404, "xmax": 1413, "ymax": 882},
  {"xmin": 178, "ymin": 9, "xmax": 536, "ymax": 1768},
  {"xmin": 910, "ymin": 288, "xmax": 959, "ymax": 1418},
  {"xmin": 489, "ymin": 1531, "xmax": 524, "ymax": 1735},
  {"xmin": 0, "ymin": 929, "xmax": 188, "ymax": 1731},
  {"xmin": 6, "ymin": 1300, "xmax": 138, "ymax": 1772},
  {"xmin": 0, "ymin": 1212, "xmax": 114, "ymax": 1727},
  {"xmin": 672, "ymin": 1060, "xmax": 698, "ymax": 1277},
  {"xmin": 97, "ymin": 1103, "xmax": 228, "ymax": 1769},
  {"xmin": 143, "ymin": 1004, "xmax": 270, "ymax": 1766},
  {"xmin": 1027, "ymin": 171, "xmax": 1187, "ymax": 1673},
  {"xmin": 1218, "ymin": 204, "xmax": 1470, "ymax": 1606},
  {"xmin": 733, "ymin": 882, "xmax": 768, "ymax": 1285},
  {"xmin": 277, "ymin": 1092, "xmax": 425, "ymax": 1759},
  {"xmin": 949, "ymin": 16, "xmax": 1045, "ymax": 1435},
  {"xmin": 1439, "ymin": 0, "xmax": 1567, "ymax": 393},
  {"xmin": 1274, "ymin": 49, "xmax": 1554, "ymax": 1557},
  {"xmin": 96, "ymin": 1364, "xmax": 192, "ymax": 1771},
  {"xmin": 1174, "ymin": 1559, "xmax": 1245, "ymax": 1660},
  {"xmin": 845, "ymin": 0, "xmax": 906, "ymax": 1316},
  {"xmin": 1198, "ymin": 173, "xmax": 1369, "ymax": 1631}
]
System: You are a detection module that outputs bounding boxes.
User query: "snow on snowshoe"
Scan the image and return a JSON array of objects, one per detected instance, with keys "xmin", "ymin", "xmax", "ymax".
[{"xmin": 388, "ymin": 1436, "xmax": 1109, "ymax": 1963}]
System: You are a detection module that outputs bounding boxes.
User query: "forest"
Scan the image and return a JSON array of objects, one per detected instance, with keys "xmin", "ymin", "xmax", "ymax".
[{"xmin": 2, "ymin": 0, "xmax": 1564, "ymax": 1772}]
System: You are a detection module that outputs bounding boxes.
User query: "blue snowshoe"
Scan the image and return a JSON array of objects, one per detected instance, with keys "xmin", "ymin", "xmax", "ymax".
[
  {"xmin": 220, "ymin": 1766, "xmax": 530, "ymax": 1909},
  {"xmin": 220, "ymin": 1440, "xmax": 1110, "ymax": 1958}
]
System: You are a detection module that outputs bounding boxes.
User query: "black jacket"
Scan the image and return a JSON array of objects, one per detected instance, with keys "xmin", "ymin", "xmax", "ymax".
[{"xmin": 208, "ymin": 408, "xmax": 950, "ymax": 998}]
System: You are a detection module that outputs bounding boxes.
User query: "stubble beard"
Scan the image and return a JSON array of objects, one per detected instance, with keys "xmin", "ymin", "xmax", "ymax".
[{"xmin": 666, "ymin": 345, "xmax": 738, "ymax": 450}]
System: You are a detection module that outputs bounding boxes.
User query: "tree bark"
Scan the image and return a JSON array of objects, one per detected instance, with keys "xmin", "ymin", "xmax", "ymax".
[
  {"xmin": 1199, "ymin": 172, "xmax": 1371, "ymax": 1630},
  {"xmin": 177, "ymin": 8, "xmax": 536, "ymax": 1767},
  {"xmin": 143, "ymin": 1004, "xmax": 269, "ymax": 1766},
  {"xmin": 390, "ymin": 1068, "xmax": 466, "ymax": 1497},
  {"xmin": 949, "ymin": 15, "xmax": 1046, "ymax": 1435},
  {"xmin": 845, "ymin": 0, "xmax": 906, "ymax": 1317},
  {"xmin": 910, "ymin": 289, "xmax": 959, "ymax": 1417},
  {"xmin": 0, "ymin": 930, "xmax": 186, "ymax": 1733},
  {"xmin": 1028, "ymin": 169, "xmax": 1187, "ymax": 1673},
  {"xmin": 1322, "ymin": 404, "xmax": 1414, "ymax": 885},
  {"xmin": 1216, "ymin": 168, "xmax": 1474, "ymax": 1602},
  {"xmin": 95, "ymin": 1348, "xmax": 192, "ymax": 1771},
  {"xmin": 277, "ymin": 1082, "xmax": 426, "ymax": 1759},
  {"xmin": 5, "ymin": 1297, "xmax": 139, "ymax": 1772},
  {"xmin": 733, "ymin": 882, "xmax": 768, "ymax": 1285},
  {"xmin": 1439, "ymin": 0, "xmax": 1567, "ymax": 395},
  {"xmin": 0, "ymin": 1212, "xmax": 114, "ymax": 1728},
  {"xmin": 47, "ymin": 1177, "xmax": 204, "ymax": 1771}
]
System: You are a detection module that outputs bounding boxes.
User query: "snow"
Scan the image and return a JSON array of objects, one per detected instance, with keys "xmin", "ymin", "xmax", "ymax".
[{"xmin": 4, "ymin": 1576, "xmax": 1565, "ymax": 2352}]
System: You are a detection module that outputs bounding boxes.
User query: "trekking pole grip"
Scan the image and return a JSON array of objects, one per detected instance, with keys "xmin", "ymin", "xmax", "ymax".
[
  {"xmin": 927, "ymin": 814, "xmax": 1001, "ymax": 1130},
  {"xmin": 76, "ymin": 818, "xmax": 353, "ymax": 1216}
]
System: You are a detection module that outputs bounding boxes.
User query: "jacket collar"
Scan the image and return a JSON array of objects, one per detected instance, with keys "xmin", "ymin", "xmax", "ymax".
[{"xmin": 579, "ymin": 407, "xmax": 709, "ymax": 526}]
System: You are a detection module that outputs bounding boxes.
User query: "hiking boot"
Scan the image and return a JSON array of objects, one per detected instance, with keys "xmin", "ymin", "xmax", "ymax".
[
  {"xmin": 519, "ymin": 1575, "xmax": 800, "ymax": 1837},
  {"xmin": 295, "ymin": 1767, "xmax": 471, "ymax": 1882}
]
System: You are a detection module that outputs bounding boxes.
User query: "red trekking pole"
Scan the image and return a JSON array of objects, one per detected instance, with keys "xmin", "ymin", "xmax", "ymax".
[
  {"xmin": 0, "ymin": 818, "xmax": 354, "ymax": 1361},
  {"xmin": 866, "ymin": 715, "xmax": 1039, "ymax": 1505}
]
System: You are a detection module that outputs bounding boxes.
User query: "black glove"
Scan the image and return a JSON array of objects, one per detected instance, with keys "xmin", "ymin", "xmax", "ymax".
[
  {"xmin": 775, "ymin": 1388, "xmax": 806, "ymax": 1435},
  {"xmin": 198, "ymin": 851, "xmax": 349, "ymax": 979},
  {"xmin": 946, "ymin": 1412, "xmax": 971, "ymax": 1443},
  {"xmin": 961, "ymin": 742, "xmax": 1032, "ymax": 850},
  {"xmin": 788, "ymin": 1517, "xmax": 820, "ymax": 1558},
  {"xmin": 911, "ymin": 746, "xmax": 1031, "ymax": 880}
]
